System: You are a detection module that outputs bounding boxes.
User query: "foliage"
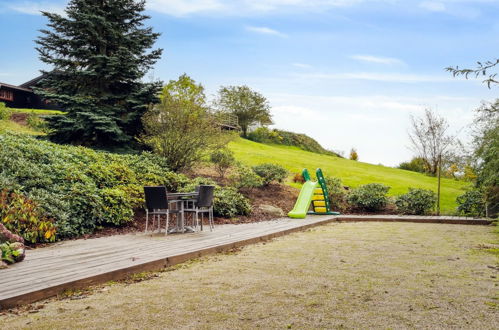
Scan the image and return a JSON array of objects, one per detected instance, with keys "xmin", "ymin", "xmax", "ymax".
[
  {"xmin": 214, "ymin": 85, "xmax": 272, "ymax": 137},
  {"xmin": 292, "ymin": 172, "xmax": 305, "ymax": 184},
  {"xmin": 211, "ymin": 148, "xmax": 235, "ymax": 179},
  {"xmin": 456, "ymin": 189, "xmax": 486, "ymax": 217},
  {"xmin": 27, "ymin": 112, "xmax": 49, "ymax": 133},
  {"xmin": 141, "ymin": 75, "xmax": 231, "ymax": 171},
  {"xmin": 247, "ymin": 127, "xmax": 339, "ymax": 156},
  {"xmin": 213, "ymin": 187, "xmax": 252, "ymax": 218},
  {"xmin": 0, "ymin": 133, "xmax": 188, "ymax": 238},
  {"xmin": 471, "ymin": 101, "xmax": 499, "ymax": 214},
  {"xmin": 408, "ymin": 109, "xmax": 455, "ymax": 176},
  {"xmin": 0, "ymin": 190, "xmax": 56, "ymax": 244},
  {"xmin": 398, "ymin": 157, "xmax": 427, "ymax": 173},
  {"xmin": 348, "ymin": 183, "xmax": 390, "ymax": 212},
  {"xmin": 1, "ymin": 242, "xmax": 25, "ymax": 265},
  {"xmin": 178, "ymin": 177, "xmax": 252, "ymax": 218},
  {"xmin": 395, "ymin": 188, "xmax": 436, "ymax": 215},
  {"xmin": 0, "ymin": 102, "xmax": 11, "ymax": 120},
  {"xmin": 35, "ymin": 0, "xmax": 162, "ymax": 147},
  {"xmin": 324, "ymin": 176, "xmax": 349, "ymax": 212},
  {"xmin": 349, "ymin": 148, "xmax": 358, "ymax": 161},
  {"xmin": 229, "ymin": 163, "xmax": 264, "ymax": 189},
  {"xmin": 446, "ymin": 58, "xmax": 499, "ymax": 88},
  {"xmin": 252, "ymin": 163, "xmax": 288, "ymax": 185},
  {"xmin": 230, "ymin": 137, "xmax": 469, "ymax": 214}
]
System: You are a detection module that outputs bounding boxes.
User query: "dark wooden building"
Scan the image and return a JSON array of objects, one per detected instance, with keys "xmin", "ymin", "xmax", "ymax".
[{"xmin": 0, "ymin": 75, "xmax": 58, "ymax": 110}]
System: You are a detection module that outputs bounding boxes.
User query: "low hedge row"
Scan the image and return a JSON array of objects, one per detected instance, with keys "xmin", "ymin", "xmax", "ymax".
[{"xmin": 0, "ymin": 134, "xmax": 251, "ymax": 243}]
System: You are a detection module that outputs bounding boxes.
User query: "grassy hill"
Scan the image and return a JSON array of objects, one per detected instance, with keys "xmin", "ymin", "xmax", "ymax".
[{"xmin": 229, "ymin": 138, "xmax": 469, "ymax": 214}]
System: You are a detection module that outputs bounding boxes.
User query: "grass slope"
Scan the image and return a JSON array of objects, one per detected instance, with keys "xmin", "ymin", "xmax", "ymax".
[
  {"xmin": 229, "ymin": 138, "xmax": 469, "ymax": 214},
  {"xmin": 0, "ymin": 120, "xmax": 44, "ymax": 135},
  {"xmin": 8, "ymin": 108, "xmax": 65, "ymax": 115}
]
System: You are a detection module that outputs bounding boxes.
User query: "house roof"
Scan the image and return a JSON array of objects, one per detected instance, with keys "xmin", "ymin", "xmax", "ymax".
[
  {"xmin": 20, "ymin": 73, "xmax": 49, "ymax": 88},
  {"xmin": 0, "ymin": 82, "xmax": 33, "ymax": 93}
]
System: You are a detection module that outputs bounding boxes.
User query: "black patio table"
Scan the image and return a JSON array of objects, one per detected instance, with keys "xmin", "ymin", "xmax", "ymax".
[{"xmin": 167, "ymin": 192, "xmax": 198, "ymax": 233}]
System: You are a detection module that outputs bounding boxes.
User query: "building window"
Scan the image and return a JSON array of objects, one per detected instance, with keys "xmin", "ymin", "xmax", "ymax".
[{"xmin": 0, "ymin": 90, "xmax": 14, "ymax": 101}]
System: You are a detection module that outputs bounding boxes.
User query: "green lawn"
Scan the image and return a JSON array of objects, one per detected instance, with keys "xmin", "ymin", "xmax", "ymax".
[
  {"xmin": 7, "ymin": 108, "xmax": 65, "ymax": 115},
  {"xmin": 229, "ymin": 138, "xmax": 470, "ymax": 214},
  {"xmin": 0, "ymin": 119, "xmax": 45, "ymax": 135}
]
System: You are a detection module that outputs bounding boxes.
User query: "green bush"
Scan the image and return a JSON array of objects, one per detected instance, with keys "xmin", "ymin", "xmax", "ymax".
[
  {"xmin": 252, "ymin": 163, "xmax": 288, "ymax": 185},
  {"xmin": 26, "ymin": 112, "xmax": 49, "ymax": 132},
  {"xmin": 247, "ymin": 127, "xmax": 340, "ymax": 156},
  {"xmin": 229, "ymin": 163, "xmax": 263, "ymax": 189},
  {"xmin": 456, "ymin": 189, "xmax": 486, "ymax": 217},
  {"xmin": 210, "ymin": 148, "xmax": 235, "ymax": 178},
  {"xmin": 213, "ymin": 187, "xmax": 252, "ymax": 218},
  {"xmin": 0, "ymin": 102, "xmax": 11, "ymax": 120},
  {"xmin": 348, "ymin": 183, "xmax": 390, "ymax": 212},
  {"xmin": 324, "ymin": 176, "xmax": 349, "ymax": 212},
  {"xmin": 0, "ymin": 133, "xmax": 188, "ymax": 238},
  {"xmin": 395, "ymin": 188, "xmax": 436, "ymax": 215}
]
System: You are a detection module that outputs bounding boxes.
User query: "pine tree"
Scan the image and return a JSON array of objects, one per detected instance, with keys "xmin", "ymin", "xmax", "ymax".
[{"xmin": 35, "ymin": 0, "xmax": 163, "ymax": 147}]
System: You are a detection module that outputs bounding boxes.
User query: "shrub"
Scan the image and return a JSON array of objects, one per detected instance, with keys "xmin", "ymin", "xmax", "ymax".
[
  {"xmin": 213, "ymin": 187, "xmax": 252, "ymax": 218},
  {"xmin": 210, "ymin": 148, "xmax": 235, "ymax": 178},
  {"xmin": 395, "ymin": 188, "xmax": 436, "ymax": 215},
  {"xmin": 0, "ymin": 133, "xmax": 187, "ymax": 238},
  {"xmin": 229, "ymin": 163, "xmax": 263, "ymax": 189},
  {"xmin": 0, "ymin": 102, "xmax": 11, "ymax": 120},
  {"xmin": 0, "ymin": 190, "xmax": 56, "ymax": 244},
  {"xmin": 252, "ymin": 163, "xmax": 288, "ymax": 185},
  {"xmin": 398, "ymin": 157, "xmax": 427, "ymax": 173},
  {"xmin": 324, "ymin": 176, "xmax": 349, "ymax": 212},
  {"xmin": 26, "ymin": 112, "xmax": 49, "ymax": 132},
  {"xmin": 349, "ymin": 148, "xmax": 358, "ymax": 161},
  {"xmin": 456, "ymin": 189, "xmax": 486, "ymax": 217},
  {"xmin": 348, "ymin": 183, "xmax": 390, "ymax": 212},
  {"xmin": 292, "ymin": 172, "xmax": 305, "ymax": 184}
]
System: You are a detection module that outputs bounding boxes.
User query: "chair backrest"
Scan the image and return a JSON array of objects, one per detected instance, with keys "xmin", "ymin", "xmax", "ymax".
[
  {"xmin": 197, "ymin": 185, "xmax": 215, "ymax": 208},
  {"xmin": 195, "ymin": 185, "xmax": 200, "ymax": 192},
  {"xmin": 144, "ymin": 186, "xmax": 169, "ymax": 210}
]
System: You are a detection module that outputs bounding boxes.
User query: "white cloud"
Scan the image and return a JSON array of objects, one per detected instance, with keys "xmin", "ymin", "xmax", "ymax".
[
  {"xmin": 147, "ymin": 0, "xmax": 224, "ymax": 17},
  {"xmin": 295, "ymin": 72, "xmax": 454, "ymax": 83},
  {"xmin": 351, "ymin": 55, "xmax": 405, "ymax": 65},
  {"xmin": 292, "ymin": 63, "xmax": 313, "ymax": 69},
  {"xmin": 419, "ymin": 1, "xmax": 446, "ymax": 12},
  {"xmin": 245, "ymin": 26, "xmax": 287, "ymax": 37},
  {"xmin": 7, "ymin": 1, "xmax": 66, "ymax": 16}
]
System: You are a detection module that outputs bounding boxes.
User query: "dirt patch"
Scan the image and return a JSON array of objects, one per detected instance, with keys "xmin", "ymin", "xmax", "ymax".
[{"xmin": 9, "ymin": 113, "xmax": 29, "ymax": 126}]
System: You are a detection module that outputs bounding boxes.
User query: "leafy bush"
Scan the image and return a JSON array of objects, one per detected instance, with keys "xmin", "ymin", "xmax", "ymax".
[
  {"xmin": 292, "ymin": 172, "xmax": 305, "ymax": 183},
  {"xmin": 213, "ymin": 187, "xmax": 252, "ymax": 218},
  {"xmin": 324, "ymin": 176, "xmax": 349, "ymax": 212},
  {"xmin": 395, "ymin": 188, "xmax": 436, "ymax": 215},
  {"xmin": 0, "ymin": 133, "xmax": 188, "ymax": 238},
  {"xmin": 0, "ymin": 102, "xmax": 11, "ymax": 120},
  {"xmin": 229, "ymin": 163, "xmax": 263, "ymax": 189},
  {"xmin": 456, "ymin": 189, "xmax": 486, "ymax": 217},
  {"xmin": 247, "ymin": 127, "xmax": 340, "ymax": 156},
  {"xmin": 398, "ymin": 157, "xmax": 427, "ymax": 173},
  {"xmin": 1, "ymin": 241, "xmax": 25, "ymax": 265},
  {"xmin": 0, "ymin": 190, "xmax": 56, "ymax": 244},
  {"xmin": 210, "ymin": 148, "xmax": 235, "ymax": 178},
  {"xmin": 252, "ymin": 163, "xmax": 288, "ymax": 185},
  {"xmin": 348, "ymin": 183, "xmax": 390, "ymax": 212},
  {"xmin": 26, "ymin": 112, "xmax": 49, "ymax": 132}
]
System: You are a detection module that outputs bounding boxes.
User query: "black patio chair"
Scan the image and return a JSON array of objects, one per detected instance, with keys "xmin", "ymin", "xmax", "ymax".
[
  {"xmin": 143, "ymin": 186, "xmax": 180, "ymax": 235},
  {"xmin": 184, "ymin": 185, "xmax": 215, "ymax": 231}
]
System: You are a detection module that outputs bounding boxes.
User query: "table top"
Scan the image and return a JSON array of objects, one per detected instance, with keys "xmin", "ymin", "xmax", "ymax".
[{"xmin": 167, "ymin": 192, "xmax": 198, "ymax": 200}]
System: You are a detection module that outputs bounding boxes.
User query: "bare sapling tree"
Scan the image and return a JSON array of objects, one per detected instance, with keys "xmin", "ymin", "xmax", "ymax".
[{"xmin": 408, "ymin": 109, "xmax": 456, "ymax": 214}]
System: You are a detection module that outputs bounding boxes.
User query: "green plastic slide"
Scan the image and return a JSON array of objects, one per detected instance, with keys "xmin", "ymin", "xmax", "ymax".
[{"xmin": 287, "ymin": 180, "xmax": 318, "ymax": 219}]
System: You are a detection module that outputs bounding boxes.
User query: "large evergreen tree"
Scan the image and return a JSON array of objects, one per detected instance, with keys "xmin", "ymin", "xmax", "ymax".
[{"xmin": 36, "ymin": 0, "xmax": 162, "ymax": 147}]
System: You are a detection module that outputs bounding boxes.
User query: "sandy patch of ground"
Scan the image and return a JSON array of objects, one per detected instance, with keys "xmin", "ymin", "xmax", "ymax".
[{"xmin": 2, "ymin": 222, "xmax": 498, "ymax": 329}]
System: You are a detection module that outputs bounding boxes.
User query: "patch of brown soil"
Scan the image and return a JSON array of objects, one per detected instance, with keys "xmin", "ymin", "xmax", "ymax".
[{"xmin": 9, "ymin": 113, "xmax": 28, "ymax": 126}]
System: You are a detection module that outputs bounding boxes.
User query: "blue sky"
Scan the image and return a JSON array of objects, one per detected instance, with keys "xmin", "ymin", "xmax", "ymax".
[{"xmin": 1, "ymin": 0, "xmax": 498, "ymax": 166}]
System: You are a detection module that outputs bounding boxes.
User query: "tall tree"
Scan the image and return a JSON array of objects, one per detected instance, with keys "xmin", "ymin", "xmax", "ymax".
[
  {"xmin": 36, "ymin": 0, "xmax": 162, "ymax": 147},
  {"xmin": 141, "ymin": 75, "xmax": 231, "ymax": 172},
  {"xmin": 408, "ymin": 109, "xmax": 454, "ymax": 176},
  {"xmin": 214, "ymin": 86, "xmax": 272, "ymax": 137}
]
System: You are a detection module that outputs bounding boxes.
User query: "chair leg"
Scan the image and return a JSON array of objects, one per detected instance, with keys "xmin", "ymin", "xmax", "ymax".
[
  {"xmin": 209, "ymin": 207, "xmax": 214, "ymax": 231},
  {"xmin": 145, "ymin": 210, "xmax": 149, "ymax": 233},
  {"xmin": 200, "ymin": 211, "xmax": 203, "ymax": 231},
  {"xmin": 165, "ymin": 212, "xmax": 169, "ymax": 236}
]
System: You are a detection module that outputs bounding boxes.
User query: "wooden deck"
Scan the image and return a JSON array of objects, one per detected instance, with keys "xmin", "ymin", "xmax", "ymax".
[{"xmin": 0, "ymin": 215, "xmax": 491, "ymax": 309}]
